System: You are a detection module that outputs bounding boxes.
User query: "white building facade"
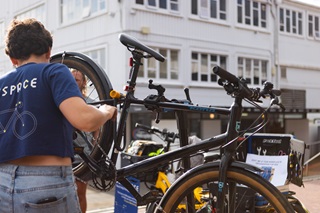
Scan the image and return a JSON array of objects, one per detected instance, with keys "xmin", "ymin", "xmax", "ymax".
[{"xmin": 1, "ymin": 0, "xmax": 320, "ymax": 158}]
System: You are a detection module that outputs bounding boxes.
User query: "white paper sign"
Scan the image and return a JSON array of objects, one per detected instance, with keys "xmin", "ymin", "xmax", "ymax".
[{"xmin": 246, "ymin": 153, "xmax": 288, "ymax": 186}]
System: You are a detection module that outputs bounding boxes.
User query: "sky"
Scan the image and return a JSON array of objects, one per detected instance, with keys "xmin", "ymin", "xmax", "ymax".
[{"xmin": 296, "ymin": 0, "xmax": 320, "ymax": 6}]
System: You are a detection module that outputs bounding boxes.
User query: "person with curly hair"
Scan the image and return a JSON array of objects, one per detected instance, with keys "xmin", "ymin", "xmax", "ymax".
[{"xmin": 0, "ymin": 18, "xmax": 117, "ymax": 213}]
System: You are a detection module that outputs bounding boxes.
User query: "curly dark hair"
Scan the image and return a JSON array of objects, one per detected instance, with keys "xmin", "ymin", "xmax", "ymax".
[{"xmin": 5, "ymin": 18, "xmax": 53, "ymax": 60}]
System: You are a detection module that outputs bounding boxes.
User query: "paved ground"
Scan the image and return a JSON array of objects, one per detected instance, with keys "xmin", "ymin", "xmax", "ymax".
[{"xmin": 86, "ymin": 156, "xmax": 320, "ymax": 213}]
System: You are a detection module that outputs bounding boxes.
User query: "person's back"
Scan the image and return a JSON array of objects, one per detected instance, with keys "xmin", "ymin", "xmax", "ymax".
[
  {"xmin": 0, "ymin": 18, "xmax": 117, "ymax": 213},
  {"xmin": 0, "ymin": 63, "xmax": 79, "ymax": 164}
]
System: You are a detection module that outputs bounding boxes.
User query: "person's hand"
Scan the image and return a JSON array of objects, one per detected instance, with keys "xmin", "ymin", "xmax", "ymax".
[{"xmin": 99, "ymin": 105, "xmax": 117, "ymax": 121}]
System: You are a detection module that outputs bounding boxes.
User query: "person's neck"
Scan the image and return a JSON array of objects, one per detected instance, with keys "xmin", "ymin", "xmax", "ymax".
[
  {"xmin": 11, "ymin": 50, "xmax": 51, "ymax": 68},
  {"xmin": 16, "ymin": 55, "xmax": 49, "ymax": 67}
]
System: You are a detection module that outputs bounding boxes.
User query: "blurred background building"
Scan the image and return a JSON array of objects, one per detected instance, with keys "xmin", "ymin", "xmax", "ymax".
[{"xmin": 1, "ymin": 0, "xmax": 320, "ymax": 160}]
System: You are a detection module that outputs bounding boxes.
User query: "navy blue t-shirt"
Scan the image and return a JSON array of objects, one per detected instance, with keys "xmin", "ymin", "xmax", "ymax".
[{"xmin": 0, "ymin": 62, "xmax": 82, "ymax": 162}]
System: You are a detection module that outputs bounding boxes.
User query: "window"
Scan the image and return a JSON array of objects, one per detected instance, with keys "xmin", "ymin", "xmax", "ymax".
[
  {"xmin": 136, "ymin": 0, "xmax": 179, "ymax": 12},
  {"xmin": 138, "ymin": 48, "xmax": 179, "ymax": 80},
  {"xmin": 191, "ymin": 0, "xmax": 226, "ymax": 20},
  {"xmin": 280, "ymin": 66, "xmax": 287, "ymax": 79},
  {"xmin": 61, "ymin": 0, "xmax": 106, "ymax": 24},
  {"xmin": 83, "ymin": 48, "xmax": 106, "ymax": 70},
  {"xmin": 191, "ymin": 52, "xmax": 227, "ymax": 83},
  {"xmin": 237, "ymin": 0, "xmax": 267, "ymax": 28},
  {"xmin": 15, "ymin": 4, "xmax": 46, "ymax": 23},
  {"xmin": 237, "ymin": 57, "xmax": 267, "ymax": 85},
  {"xmin": 308, "ymin": 13, "xmax": 320, "ymax": 39},
  {"xmin": 279, "ymin": 7, "xmax": 303, "ymax": 35}
]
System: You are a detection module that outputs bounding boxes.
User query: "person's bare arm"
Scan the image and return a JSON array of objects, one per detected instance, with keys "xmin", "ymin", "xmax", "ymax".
[{"xmin": 59, "ymin": 96, "xmax": 117, "ymax": 132}]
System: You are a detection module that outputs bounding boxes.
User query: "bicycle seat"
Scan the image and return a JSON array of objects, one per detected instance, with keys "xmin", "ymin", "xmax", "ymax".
[{"xmin": 119, "ymin": 33, "xmax": 165, "ymax": 62}]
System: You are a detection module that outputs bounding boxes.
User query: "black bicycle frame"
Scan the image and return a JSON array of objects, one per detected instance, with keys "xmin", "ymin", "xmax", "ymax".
[{"xmin": 104, "ymin": 49, "xmax": 245, "ymax": 211}]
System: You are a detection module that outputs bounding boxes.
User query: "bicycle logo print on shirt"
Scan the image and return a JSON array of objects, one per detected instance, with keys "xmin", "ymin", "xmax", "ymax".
[{"xmin": 0, "ymin": 101, "xmax": 37, "ymax": 140}]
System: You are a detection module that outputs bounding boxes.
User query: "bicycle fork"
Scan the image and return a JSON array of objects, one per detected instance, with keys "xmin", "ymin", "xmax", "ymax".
[{"xmin": 216, "ymin": 152, "xmax": 236, "ymax": 213}]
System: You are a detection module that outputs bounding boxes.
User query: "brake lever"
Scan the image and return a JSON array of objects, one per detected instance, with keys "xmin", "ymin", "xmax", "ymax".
[
  {"xmin": 155, "ymin": 112, "xmax": 160, "ymax": 123},
  {"xmin": 271, "ymin": 96, "xmax": 286, "ymax": 111}
]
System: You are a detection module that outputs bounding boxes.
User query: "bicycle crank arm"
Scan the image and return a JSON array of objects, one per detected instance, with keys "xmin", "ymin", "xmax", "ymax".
[{"xmin": 78, "ymin": 152, "xmax": 104, "ymax": 178}]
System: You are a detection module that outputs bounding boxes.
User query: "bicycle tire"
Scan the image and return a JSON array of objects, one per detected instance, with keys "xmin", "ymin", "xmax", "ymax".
[
  {"xmin": 50, "ymin": 52, "xmax": 114, "ymax": 181},
  {"xmin": 287, "ymin": 194, "xmax": 309, "ymax": 213},
  {"xmin": 157, "ymin": 162, "xmax": 295, "ymax": 213}
]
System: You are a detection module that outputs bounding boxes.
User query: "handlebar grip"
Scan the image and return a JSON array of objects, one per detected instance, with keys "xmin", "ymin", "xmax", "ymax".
[
  {"xmin": 135, "ymin": 123, "xmax": 150, "ymax": 130},
  {"xmin": 213, "ymin": 66, "xmax": 238, "ymax": 84},
  {"xmin": 110, "ymin": 90, "xmax": 125, "ymax": 99},
  {"xmin": 135, "ymin": 123, "xmax": 162, "ymax": 134}
]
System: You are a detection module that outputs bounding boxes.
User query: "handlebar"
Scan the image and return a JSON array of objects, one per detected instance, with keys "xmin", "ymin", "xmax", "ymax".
[
  {"xmin": 213, "ymin": 66, "xmax": 238, "ymax": 84},
  {"xmin": 135, "ymin": 123, "xmax": 178, "ymax": 141},
  {"xmin": 213, "ymin": 65, "xmax": 285, "ymax": 110}
]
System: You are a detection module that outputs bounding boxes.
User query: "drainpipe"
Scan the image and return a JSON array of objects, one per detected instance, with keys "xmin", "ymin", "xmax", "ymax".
[{"xmin": 271, "ymin": 0, "xmax": 281, "ymax": 89}]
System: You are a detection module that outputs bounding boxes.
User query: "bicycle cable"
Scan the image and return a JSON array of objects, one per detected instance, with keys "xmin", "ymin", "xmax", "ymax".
[{"xmin": 221, "ymin": 98, "xmax": 269, "ymax": 150}]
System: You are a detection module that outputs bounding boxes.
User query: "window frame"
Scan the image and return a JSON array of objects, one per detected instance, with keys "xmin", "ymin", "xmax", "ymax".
[
  {"xmin": 135, "ymin": 0, "xmax": 181, "ymax": 14},
  {"xmin": 15, "ymin": 3, "xmax": 46, "ymax": 24},
  {"xmin": 190, "ymin": 0, "xmax": 227, "ymax": 22},
  {"xmin": 191, "ymin": 51, "xmax": 227, "ymax": 85},
  {"xmin": 236, "ymin": 0, "xmax": 268, "ymax": 30},
  {"xmin": 82, "ymin": 46, "xmax": 107, "ymax": 71},
  {"xmin": 137, "ymin": 47, "xmax": 180, "ymax": 82},
  {"xmin": 307, "ymin": 12, "xmax": 320, "ymax": 40},
  {"xmin": 237, "ymin": 56, "xmax": 268, "ymax": 86},
  {"xmin": 278, "ymin": 6, "xmax": 303, "ymax": 37},
  {"xmin": 60, "ymin": 0, "xmax": 107, "ymax": 25}
]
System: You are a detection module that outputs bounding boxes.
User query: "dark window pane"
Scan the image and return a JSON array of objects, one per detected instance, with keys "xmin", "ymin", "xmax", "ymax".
[
  {"xmin": 286, "ymin": 10, "xmax": 290, "ymax": 32},
  {"xmin": 245, "ymin": 0, "xmax": 250, "ymax": 17},
  {"xmin": 253, "ymin": 10, "xmax": 258, "ymax": 26},
  {"xmin": 192, "ymin": 52, "xmax": 198, "ymax": 59},
  {"xmin": 211, "ymin": 74, "xmax": 217, "ymax": 82},
  {"xmin": 159, "ymin": 0, "xmax": 166, "ymax": 9},
  {"xmin": 210, "ymin": 0, "xmax": 217, "ymax": 18},
  {"xmin": 201, "ymin": 74, "xmax": 208, "ymax": 81},
  {"xmin": 192, "ymin": 73, "xmax": 198, "ymax": 81},
  {"xmin": 238, "ymin": 6, "xmax": 242, "ymax": 23},
  {"xmin": 220, "ymin": 0, "xmax": 226, "ymax": 11},
  {"xmin": 192, "ymin": 0, "xmax": 198, "ymax": 15},
  {"xmin": 148, "ymin": 0, "xmax": 156, "ymax": 6},
  {"xmin": 211, "ymin": 55, "xmax": 217, "ymax": 61}
]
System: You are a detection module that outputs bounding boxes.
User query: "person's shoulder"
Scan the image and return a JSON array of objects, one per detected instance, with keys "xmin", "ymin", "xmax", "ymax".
[
  {"xmin": 41, "ymin": 62, "xmax": 70, "ymax": 75},
  {"xmin": 24, "ymin": 62, "xmax": 67, "ymax": 73},
  {"xmin": 45, "ymin": 62, "xmax": 68, "ymax": 70},
  {"xmin": 0, "ymin": 68, "xmax": 16, "ymax": 80}
]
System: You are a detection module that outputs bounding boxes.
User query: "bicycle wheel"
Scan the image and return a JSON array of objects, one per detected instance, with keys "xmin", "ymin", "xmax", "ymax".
[
  {"xmin": 156, "ymin": 162, "xmax": 295, "ymax": 213},
  {"xmin": 50, "ymin": 52, "xmax": 114, "ymax": 181}
]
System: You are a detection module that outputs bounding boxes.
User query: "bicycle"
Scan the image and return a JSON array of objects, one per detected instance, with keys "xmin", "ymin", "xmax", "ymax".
[
  {"xmin": 0, "ymin": 101, "xmax": 37, "ymax": 140},
  {"xmin": 133, "ymin": 123, "xmax": 225, "ymax": 212},
  {"xmin": 50, "ymin": 33, "xmax": 306, "ymax": 212},
  {"xmin": 127, "ymin": 124, "xmax": 178, "ymax": 208},
  {"xmin": 135, "ymin": 125, "xmax": 308, "ymax": 213}
]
